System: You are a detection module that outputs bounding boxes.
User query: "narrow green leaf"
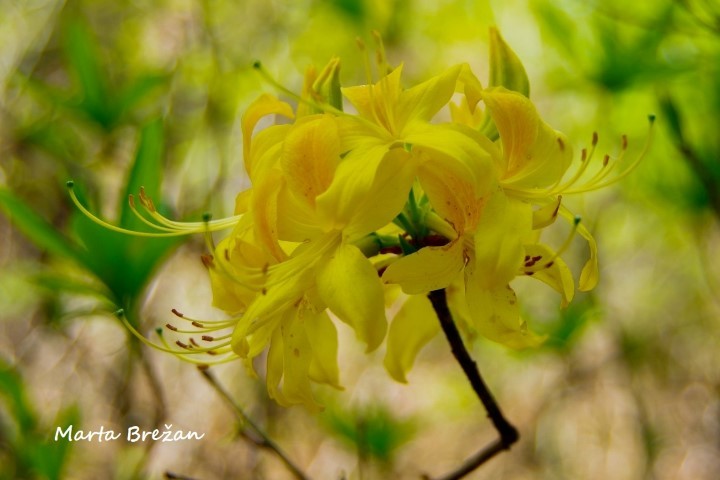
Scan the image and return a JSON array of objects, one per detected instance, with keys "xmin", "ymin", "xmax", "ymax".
[
  {"xmin": 120, "ymin": 119, "xmax": 164, "ymax": 229},
  {"xmin": 63, "ymin": 19, "xmax": 112, "ymax": 128},
  {"xmin": 0, "ymin": 359, "xmax": 36, "ymax": 432},
  {"xmin": 0, "ymin": 189, "xmax": 86, "ymax": 266}
]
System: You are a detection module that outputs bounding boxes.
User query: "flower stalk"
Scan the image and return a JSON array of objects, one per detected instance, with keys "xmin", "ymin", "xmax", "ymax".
[{"xmin": 426, "ymin": 288, "xmax": 518, "ymax": 480}]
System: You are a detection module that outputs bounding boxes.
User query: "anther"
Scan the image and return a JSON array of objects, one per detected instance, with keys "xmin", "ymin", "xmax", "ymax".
[
  {"xmin": 621, "ymin": 134, "xmax": 628, "ymax": 150},
  {"xmin": 192, "ymin": 321, "xmax": 204, "ymax": 328},
  {"xmin": 592, "ymin": 132, "xmax": 598, "ymax": 146},
  {"xmin": 128, "ymin": 194, "xmax": 135, "ymax": 208},
  {"xmin": 557, "ymin": 137, "xmax": 565, "ymax": 151},
  {"xmin": 201, "ymin": 254, "xmax": 214, "ymax": 268},
  {"xmin": 197, "ymin": 364, "xmax": 210, "ymax": 370},
  {"xmin": 171, "ymin": 308, "xmax": 184, "ymax": 318},
  {"xmin": 207, "ymin": 350, "xmax": 218, "ymax": 356},
  {"xmin": 224, "ymin": 249, "xmax": 230, "ymax": 261},
  {"xmin": 602, "ymin": 154, "xmax": 610, "ymax": 167},
  {"xmin": 176, "ymin": 341, "xmax": 190, "ymax": 349},
  {"xmin": 165, "ymin": 323, "xmax": 178, "ymax": 332},
  {"xmin": 581, "ymin": 148, "xmax": 587, "ymax": 162},
  {"xmin": 202, "ymin": 335, "xmax": 214, "ymax": 342},
  {"xmin": 190, "ymin": 338, "xmax": 199, "ymax": 347}
]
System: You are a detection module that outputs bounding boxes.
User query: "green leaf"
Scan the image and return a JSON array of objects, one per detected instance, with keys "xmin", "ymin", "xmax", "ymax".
[
  {"xmin": 63, "ymin": 18, "xmax": 112, "ymax": 128},
  {"xmin": 0, "ymin": 189, "xmax": 87, "ymax": 267},
  {"xmin": 120, "ymin": 119, "xmax": 165, "ymax": 229},
  {"xmin": 0, "ymin": 359, "xmax": 36, "ymax": 432}
]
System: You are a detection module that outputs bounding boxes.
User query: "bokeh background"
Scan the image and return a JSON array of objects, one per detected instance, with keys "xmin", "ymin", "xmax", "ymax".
[{"xmin": 1, "ymin": 0, "xmax": 719, "ymax": 479}]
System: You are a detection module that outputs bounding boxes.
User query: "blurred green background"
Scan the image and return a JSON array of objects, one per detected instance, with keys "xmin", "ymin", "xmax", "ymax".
[{"xmin": 1, "ymin": 0, "xmax": 719, "ymax": 479}]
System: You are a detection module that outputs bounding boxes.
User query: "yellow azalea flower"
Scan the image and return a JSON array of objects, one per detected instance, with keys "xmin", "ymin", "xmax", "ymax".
[{"xmin": 67, "ymin": 33, "xmax": 653, "ymax": 406}]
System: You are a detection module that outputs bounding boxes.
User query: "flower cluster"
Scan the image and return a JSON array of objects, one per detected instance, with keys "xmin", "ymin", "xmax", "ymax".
[{"xmin": 70, "ymin": 30, "xmax": 651, "ymax": 409}]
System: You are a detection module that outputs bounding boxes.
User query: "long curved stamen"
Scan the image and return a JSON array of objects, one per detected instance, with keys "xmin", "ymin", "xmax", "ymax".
[{"xmin": 67, "ymin": 181, "xmax": 241, "ymax": 237}]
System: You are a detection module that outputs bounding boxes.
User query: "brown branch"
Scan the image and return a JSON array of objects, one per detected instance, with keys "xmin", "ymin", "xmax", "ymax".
[
  {"xmin": 198, "ymin": 367, "xmax": 312, "ymax": 480},
  {"xmin": 425, "ymin": 289, "xmax": 519, "ymax": 480}
]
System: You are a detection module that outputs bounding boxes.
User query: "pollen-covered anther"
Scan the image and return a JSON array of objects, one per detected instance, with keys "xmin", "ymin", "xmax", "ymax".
[
  {"xmin": 621, "ymin": 134, "xmax": 628, "ymax": 150},
  {"xmin": 165, "ymin": 323, "xmax": 178, "ymax": 332},
  {"xmin": 176, "ymin": 341, "xmax": 190, "ymax": 350},
  {"xmin": 602, "ymin": 154, "xmax": 610, "ymax": 167},
  {"xmin": 592, "ymin": 131, "xmax": 599, "ymax": 146},
  {"xmin": 189, "ymin": 338, "xmax": 199, "ymax": 347},
  {"xmin": 171, "ymin": 308, "xmax": 184, "ymax": 318},
  {"xmin": 200, "ymin": 254, "xmax": 214, "ymax": 268},
  {"xmin": 192, "ymin": 321, "xmax": 204, "ymax": 328},
  {"xmin": 202, "ymin": 335, "xmax": 214, "ymax": 342},
  {"xmin": 557, "ymin": 137, "xmax": 565, "ymax": 151},
  {"xmin": 581, "ymin": 148, "xmax": 587, "ymax": 162}
]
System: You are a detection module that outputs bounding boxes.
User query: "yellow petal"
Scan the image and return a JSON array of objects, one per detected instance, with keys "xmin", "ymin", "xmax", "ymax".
[
  {"xmin": 266, "ymin": 327, "xmax": 288, "ymax": 405},
  {"xmin": 523, "ymin": 244, "xmax": 575, "ymax": 307},
  {"xmin": 532, "ymin": 196, "xmax": 561, "ymax": 229},
  {"xmin": 472, "ymin": 190, "xmax": 532, "ymax": 287},
  {"xmin": 317, "ymin": 243, "xmax": 387, "ymax": 352},
  {"xmin": 396, "ymin": 64, "xmax": 462, "ymax": 131},
  {"xmin": 382, "ymin": 239, "xmax": 465, "ymax": 294},
  {"xmin": 276, "ymin": 181, "xmax": 324, "ymax": 242},
  {"xmin": 250, "ymin": 169, "xmax": 287, "ymax": 262},
  {"xmin": 384, "ymin": 294, "xmax": 440, "ymax": 383},
  {"xmin": 281, "ymin": 309, "xmax": 320, "ymax": 410},
  {"xmin": 464, "ymin": 281, "xmax": 545, "ymax": 349},
  {"xmin": 482, "ymin": 88, "xmax": 572, "ymax": 188},
  {"xmin": 281, "ymin": 114, "xmax": 341, "ymax": 207},
  {"xmin": 305, "ymin": 310, "xmax": 342, "ymax": 389},
  {"xmin": 242, "ymin": 94, "xmax": 294, "ymax": 177},
  {"xmin": 344, "ymin": 148, "xmax": 418, "ymax": 240},
  {"xmin": 342, "ymin": 65, "xmax": 403, "ymax": 132},
  {"xmin": 577, "ymin": 222, "xmax": 599, "ymax": 291}
]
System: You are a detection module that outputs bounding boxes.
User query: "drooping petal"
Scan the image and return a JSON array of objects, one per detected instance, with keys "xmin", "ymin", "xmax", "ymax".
[
  {"xmin": 382, "ymin": 239, "xmax": 464, "ymax": 294},
  {"xmin": 281, "ymin": 309, "xmax": 319, "ymax": 410},
  {"xmin": 242, "ymin": 94, "xmax": 294, "ymax": 177},
  {"xmin": 305, "ymin": 310, "xmax": 342, "ymax": 389},
  {"xmin": 482, "ymin": 88, "xmax": 572, "ymax": 188},
  {"xmin": 464, "ymin": 280, "xmax": 546, "ymax": 349},
  {"xmin": 532, "ymin": 196, "xmax": 561, "ymax": 229},
  {"xmin": 251, "ymin": 169, "xmax": 287, "ymax": 262},
  {"xmin": 577, "ymin": 222, "xmax": 599, "ymax": 291},
  {"xmin": 266, "ymin": 327, "xmax": 288, "ymax": 405},
  {"xmin": 317, "ymin": 243, "xmax": 387, "ymax": 352},
  {"xmin": 523, "ymin": 243, "xmax": 575, "ymax": 307},
  {"xmin": 384, "ymin": 294, "xmax": 440, "ymax": 383}
]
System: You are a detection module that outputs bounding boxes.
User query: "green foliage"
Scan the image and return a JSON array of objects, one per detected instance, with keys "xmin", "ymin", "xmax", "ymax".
[
  {"xmin": 0, "ymin": 359, "xmax": 79, "ymax": 480},
  {"xmin": 322, "ymin": 403, "xmax": 415, "ymax": 466}
]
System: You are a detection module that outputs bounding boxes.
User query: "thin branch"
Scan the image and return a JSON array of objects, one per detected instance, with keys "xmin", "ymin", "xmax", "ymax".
[
  {"xmin": 425, "ymin": 289, "xmax": 519, "ymax": 480},
  {"xmin": 198, "ymin": 367, "xmax": 313, "ymax": 480}
]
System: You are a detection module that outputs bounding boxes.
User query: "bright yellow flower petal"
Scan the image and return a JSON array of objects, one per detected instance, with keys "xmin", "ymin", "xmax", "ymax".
[
  {"xmin": 242, "ymin": 94, "xmax": 294, "ymax": 177},
  {"xmin": 464, "ymin": 281, "xmax": 546, "ymax": 349},
  {"xmin": 305, "ymin": 310, "xmax": 342, "ymax": 389},
  {"xmin": 317, "ymin": 243, "xmax": 387, "ymax": 352},
  {"xmin": 344, "ymin": 148, "xmax": 418, "ymax": 240},
  {"xmin": 281, "ymin": 114, "xmax": 341, "ymax": 208},
  {"xmin": 396, "ymin": 64, "xmax": 462, "ymax": 132},
  {"xmin": 577, "ymin": 222, "xmax": 599, "ymax": 291},
  {"xmin": 482, "ymin": 87, "xmax": 572, "ymax": 189},
  {"xmin": 384, "ymin": 294, "xmax": 440, "ymax": 383},
  {"xmin": 382, "ymin": 240, "xmax": 465, "ymax": 294},
  {"xmin": 267, "ymin": 327, "xmax": 288, "ymax": 405},
  {"xmin": 472, "ymin": 190, "xmax": 533, "ymax": 287},
  {"xmin": 281, "ymin": 309, "xmax": 320, "ymax": 410}
]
